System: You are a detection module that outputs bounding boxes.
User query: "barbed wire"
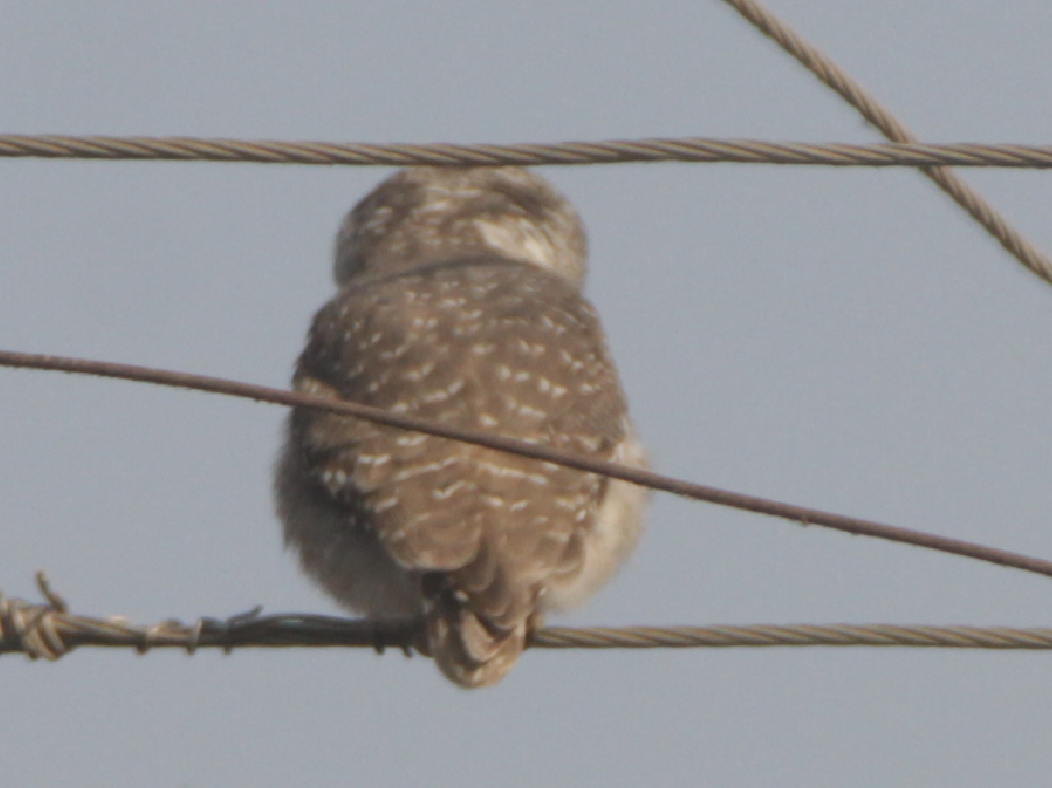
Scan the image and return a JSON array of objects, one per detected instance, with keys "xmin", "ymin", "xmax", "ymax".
[
  {"xmin": 5, "ymin": 348, "xmax": 1052, "ymax": 583},
  {"xmin": 719, "ymin": 0, "xmax": 1052, "ymax": 288},
  {"xmin": 3, "ymin": 575, "xmax": 1051, "ymax": 660},
  {"xmin": 5, "ymin": 133, "xmax": 1052, "ymax": 168}
]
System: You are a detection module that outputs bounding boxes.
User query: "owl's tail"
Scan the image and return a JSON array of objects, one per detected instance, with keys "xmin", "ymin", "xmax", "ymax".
[
  {"xmin": 421, "ymin": 554, "xmax": 537, "ymax": 689},
  {"xmin": 424, "ymin": 595, "xmax": 528, "ymax": 688}
]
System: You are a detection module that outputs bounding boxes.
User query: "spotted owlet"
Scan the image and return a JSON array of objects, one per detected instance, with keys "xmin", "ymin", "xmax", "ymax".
[{"xmin": 275, "ymin": 167, "xmax": 647, "ymax": 688}]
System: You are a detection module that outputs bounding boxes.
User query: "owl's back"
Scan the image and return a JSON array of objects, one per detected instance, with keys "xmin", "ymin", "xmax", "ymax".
[{"xmin": 279, "ymin": 255, "xmax": 644, "ymax": 686}]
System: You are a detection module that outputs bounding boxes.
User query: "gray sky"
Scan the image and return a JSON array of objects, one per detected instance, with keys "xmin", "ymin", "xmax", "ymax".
[{"xmin": 2, "ymin": 1, "xmax": 1052, "ymax": 785}]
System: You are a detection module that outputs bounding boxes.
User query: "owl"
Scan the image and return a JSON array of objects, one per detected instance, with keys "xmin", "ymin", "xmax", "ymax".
[{"xmin": 275, "ymin": 167, "xmax": 647, "ymax": 688}]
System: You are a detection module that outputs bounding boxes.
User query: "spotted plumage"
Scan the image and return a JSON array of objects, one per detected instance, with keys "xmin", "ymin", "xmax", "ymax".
[{"xmin": 276, "ymin": 167, "xmax": 646, "ymax": 687}]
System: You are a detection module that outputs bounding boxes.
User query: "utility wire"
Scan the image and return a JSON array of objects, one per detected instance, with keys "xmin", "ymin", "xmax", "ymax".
[
  {"xmin": 3, "ymin": 577, "xmax": 1051, "ymax": 660},
  {"xmin": 719, "ymin": 0, "xmax": 1052, "ymax": 287},
  {"xmin": 3, "ymin": 134, "xmax": 1052, "ymax": 168},
  {"xmin": 4, "ymin": 349, "xmax": 1052, "ymax": 582}
]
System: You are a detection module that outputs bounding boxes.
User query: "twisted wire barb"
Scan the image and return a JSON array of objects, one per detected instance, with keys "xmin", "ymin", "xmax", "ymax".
[
  {"xmin": 5, "ymin": 348, "xmax": 1052, "ymax": 581},
  {"xmin": 4, "ymin": 133, "xmax": 1052, "ymax": 168},
  {"xmin": 720, "ymin": 0, "xmax": 1052, "ymax": 287},
  {"xmin": 3, "ymin": 578, "xmax": 1051, "ymax": 657}
]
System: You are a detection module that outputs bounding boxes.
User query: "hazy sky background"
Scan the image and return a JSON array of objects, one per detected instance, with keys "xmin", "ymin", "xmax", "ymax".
[{"xmin": 2, "ymin": 2, "xmax": 1052, "ymax": 786}]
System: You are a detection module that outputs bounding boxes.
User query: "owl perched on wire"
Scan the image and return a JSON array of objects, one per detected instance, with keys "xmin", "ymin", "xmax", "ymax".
[{"xmin": 275, "ymin": 167, "xmax": 647, "ymax": 688}]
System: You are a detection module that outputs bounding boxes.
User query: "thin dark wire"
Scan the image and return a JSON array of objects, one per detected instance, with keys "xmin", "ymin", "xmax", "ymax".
[
  {"xmin": 4, "ymin": 348, "xmax": 1052, "ymax": 581},
  {"xmin": 4, "ymin": 133, "xmax": 1052, "ymax": 168},
  {"xmin": 719, "ymin": 0, "xmax": 1052, "ymax": 287}
]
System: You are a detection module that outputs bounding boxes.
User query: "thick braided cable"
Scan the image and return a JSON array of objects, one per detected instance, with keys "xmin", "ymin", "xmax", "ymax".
[
  {"xmin": 2, "ymin": 134, "xmax": 1052, "ymax": 168},
  {"xmin": 720, "ymin": 0, "xmax": 1052, "ymax": 286}
]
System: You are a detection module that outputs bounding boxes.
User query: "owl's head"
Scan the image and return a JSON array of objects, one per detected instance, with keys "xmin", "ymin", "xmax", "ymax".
[{"xmin": 333, "ymin": 167, "xmax": 588, "ymax": 288}]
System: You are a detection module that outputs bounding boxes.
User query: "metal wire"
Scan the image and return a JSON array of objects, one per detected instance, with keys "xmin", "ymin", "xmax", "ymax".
[
  {"xmin": 6, "ymin": 348, "xmax": 1052, "ymax": 582},
  {"xmin": 3, "ymin": 6, "xmax": 1050, "ymax": 287},
  {"xmin": 532, "ymin": 624, "xmax": 1052, "ymax": 650},
  {"xmin": 3, "ymin": 579, "xmax": 1051, "ymax": 658},
  {"xmin": 719, "ymin": 0, "xmax": 1052, "ymax": 287},
  {"xmin": 3, "ymin": 133, "xmax": 1052, "ymax": 168}
]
